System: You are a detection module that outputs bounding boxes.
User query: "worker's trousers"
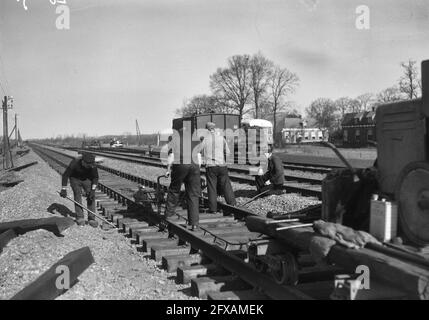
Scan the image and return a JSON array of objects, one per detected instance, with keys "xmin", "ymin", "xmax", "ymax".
[
  {"xmin": 255, "ymin": 176, "xmax": 283, "ymax": 196},
  {"xmin": 206, "ymin": 165, "xmax": 236, "ymax": 212},
  {"xmin": 165, "ymin": 164, "xmax": 201, "ymax": 226},
  {"xmin": 70, "ymin": 177, "xmax": 96, "ymax": 220}
]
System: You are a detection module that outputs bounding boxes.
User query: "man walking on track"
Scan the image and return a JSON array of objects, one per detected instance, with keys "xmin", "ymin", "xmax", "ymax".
[
  {"xmin": 60, "ymin": 152, "xmax": 99, "ymax": 227},
  {"xmin": 198, "ymin": 122, "xmax": 236, "ymax": 213},
  {"xmin": 164, "ymin": 129, "xmax": 201, "ymax": 231}
]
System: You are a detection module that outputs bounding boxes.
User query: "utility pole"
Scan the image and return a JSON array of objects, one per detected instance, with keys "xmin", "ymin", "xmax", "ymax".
[
  {"xmin": 136, "ymin": 119, "xmax": 141, "ymax": 146},
  {"xmin": 15, "ymin": 114, "xmax": 18, "ymax": 147},
  {"xmin": 2, "ymin": 95, "xmax": 13, "ymax": 169}
]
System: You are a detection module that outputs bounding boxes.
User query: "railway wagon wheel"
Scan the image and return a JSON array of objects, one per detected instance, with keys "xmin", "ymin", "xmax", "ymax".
[
  {"xmin": 396, "ymin": 161, "xmax": 429, "ymax": 246},
  {"xmin": 270, "ymin": 252, "xmax": 299, "ymax": 286}
]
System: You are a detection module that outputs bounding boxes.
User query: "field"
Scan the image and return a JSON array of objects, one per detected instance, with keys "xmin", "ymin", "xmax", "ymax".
[
  {"xmin": 274, "ymin": 144, "xmax": 376, "ymax": 169},
  {"xmin": 276, "ymin": 144, "xmax": 377, "ymax": 160}
]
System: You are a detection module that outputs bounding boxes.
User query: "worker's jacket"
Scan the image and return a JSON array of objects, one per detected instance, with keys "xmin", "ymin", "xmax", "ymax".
[
  {"xmin": 62, "ymin": 158, "xmax": 99, "ymax": 187},
  {"xmin": 198, "ymin": 130, "xmax": 230, "ymax": 167},
  {"xmin": 263, "ymin": 154, "xmax": 285, "ymax": 186}
]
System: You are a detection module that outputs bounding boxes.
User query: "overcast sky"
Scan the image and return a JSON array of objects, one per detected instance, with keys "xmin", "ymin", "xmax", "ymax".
[{"xmin": 1, "ymin": 0, "xmax": 428, "ymax": 139}]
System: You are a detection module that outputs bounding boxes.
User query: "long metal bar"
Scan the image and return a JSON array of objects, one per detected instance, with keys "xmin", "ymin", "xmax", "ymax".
[
  {"xmin": 276, "ymin": 223, "xmax": 314, "ymax": 231},
  {"xmin": 265, "ymin": 218, "xmax": 300, "ymax": 225},
  {"xmin": 241, "ymin": 189, "xmax": 272, "ymax": 207},
  {"xmin": 57, "ymin": 192, "xmax": 118, "ymax": 229}
]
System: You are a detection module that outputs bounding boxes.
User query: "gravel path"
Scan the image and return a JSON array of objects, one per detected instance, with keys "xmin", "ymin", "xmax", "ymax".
[{"xmin": 0, "ymin": 150, "xmax": 198, "ymax": 300}]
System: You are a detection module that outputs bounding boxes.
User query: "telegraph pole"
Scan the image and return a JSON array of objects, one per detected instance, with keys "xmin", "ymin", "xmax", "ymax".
[
  {"xmin": 2, "ymin": 95, "xmax": 13, "ymax": 169},
  {"xmin": 136, "ymin": 119, "xmax": 141, "ymax": 146},
  {"xmin": 15, "ymin": 114, "xmax": 18, "ymax": 147}
]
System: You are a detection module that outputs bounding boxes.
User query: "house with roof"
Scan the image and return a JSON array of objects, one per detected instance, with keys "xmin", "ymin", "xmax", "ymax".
[
  {"xmin": 341, "ymin": 111, "xmax": 376, "ymax": 147},
  {"xmin": 281, "ymin": 117, "xmax": 327, "ymax": 144}
]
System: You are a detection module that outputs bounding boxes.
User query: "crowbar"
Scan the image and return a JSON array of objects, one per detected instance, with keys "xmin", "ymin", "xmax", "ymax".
[
  {"xmin": 241, "ymin": 189, "xmax": 272, "ymax": 207},
  {"xmin": 57, "ymin": 192, "xmax": 117, "ymax": 229}
]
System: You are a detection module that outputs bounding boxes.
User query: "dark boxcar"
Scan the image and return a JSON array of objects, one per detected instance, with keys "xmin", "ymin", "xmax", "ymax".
[{"xmin": 172, "ymin": 113, "xmax": 240, "ymax": 164}]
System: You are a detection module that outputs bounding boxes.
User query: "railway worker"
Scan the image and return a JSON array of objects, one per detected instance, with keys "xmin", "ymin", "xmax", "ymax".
[
  {"xmin": 164, "ymin": 130, "xmax": 201, "ymax": 231},
  {"xmin": 255, "ymin": 144, "xmax": 285, "ymax": 196},
  {"xmin": 60, "ymin": 152, "xmax": 99, "ymax": 227},
  {"xmin": 198, "ymin": 122, "xmax": 236, "ymax": 213}
]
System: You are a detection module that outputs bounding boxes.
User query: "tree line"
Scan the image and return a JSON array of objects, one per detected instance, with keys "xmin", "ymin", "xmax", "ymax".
[
  {"xmin": 305, "ymin": 59, "xmax": 422, "ymax": 131},
  {"xmin": 177, "ymin": 54, "xmax": 421, "ymax": 145}
]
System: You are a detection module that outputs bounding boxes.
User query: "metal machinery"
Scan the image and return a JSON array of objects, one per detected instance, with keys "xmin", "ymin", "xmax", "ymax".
[{"xmin": 376, "ymin": 60, "xmax": 429, "ymax": 246}]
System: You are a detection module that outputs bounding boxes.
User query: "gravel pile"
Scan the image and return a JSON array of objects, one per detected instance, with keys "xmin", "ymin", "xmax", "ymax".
[
  {"xmin": 236, "ymin": 193, "xmax": 321, "ymax": 216},
  {"xmin": 284, "ymin": 170, "xmax": 324, "ymax": 180},
  {"xmin": 0, "ymin": 150, "xmax": 198, "ymax": 300}
]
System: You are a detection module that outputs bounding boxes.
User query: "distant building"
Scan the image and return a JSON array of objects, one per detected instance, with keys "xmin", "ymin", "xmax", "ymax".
[
  {"xmin": 341, "ymin": 111, "xmax": 376, "ymax": 147},
  {"xmin": 281, "ymin": 117, "xmax": 327, "ymax": 144}
]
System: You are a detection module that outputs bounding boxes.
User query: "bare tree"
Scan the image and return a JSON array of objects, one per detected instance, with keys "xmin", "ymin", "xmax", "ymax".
[
  {"xmin": 249, "ymin": 53, "xmax": 274, "ymax": 118},
  {"xmin": 376, "ymin": 86, "xmax": 403, "ymax": 104},
  {"xmin": 399, "ymin": 59, "xmax": 421, "ymax": 99},
  {"xmin": 305, "ymin": 98, "xmax": 338, "ymax": 131},
  {"xmin": 266, "ymin": 65, "xmax": 299, "ymax": 145},
  {"xmin": 209, "ymin": 54, "xmax": 252, "ymax": 119},
  {"xmin": 334, "ymin": 97, "xmax": 356, "ymax": 117},
  {"xmin": 355, "ymin": 93, "xmax": 375, "ymax": 112},
  {"xmin": 175, "ymin": 94, "xmax": 223, "ymax": 117}
]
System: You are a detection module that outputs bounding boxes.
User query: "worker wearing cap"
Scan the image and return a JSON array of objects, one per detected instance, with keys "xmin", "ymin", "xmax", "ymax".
[
  {"xmin": 198, "ymin": 122, "xmax": 236, "ymax": 213},
  {"xmin": 164, "ymin": 128, "xmax": 201, "ymax": 231},
  {"xmin": 60, "ymin": 153, "xmax": 99, "ymax": 227},
  {"xmin": 255, "ymin": 144, "xmax": 284, "ymax": 195}
]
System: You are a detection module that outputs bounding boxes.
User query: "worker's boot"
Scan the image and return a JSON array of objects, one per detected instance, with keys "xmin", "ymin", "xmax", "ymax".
[
  {"xmin": 88, "ymin": 214, "xmax": 98, "ymax": 228},
  {"xmin": 88, "ymin": 220, "xmax": 98, "ymax": 228},
  {"xmin": 189, "ymin": 225, "xmax": 199, "ymax": 232},
  {"xmin": 76, "ymin": 218, "xmax": 85, "ymax": 226}
]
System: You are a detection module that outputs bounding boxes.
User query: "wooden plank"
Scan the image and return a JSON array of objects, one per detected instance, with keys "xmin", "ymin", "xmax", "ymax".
[
  {"xmin": 135, "ymin": 231, "xmax": 169, "ymax": 245},
  {"xmin": 123, "ymin": 221, "xmax": 149, "ymax": 234},
  {"xmin": 151, "ymin": 245, "xmax": 190, "ymax": 262},
  {"xmin": 0, "ymin": 217, "xmax": 75, "ymax": 236},
  {"xmin": 130, "ymin": 226, "xmax": 158, "ymax": 239},
  {"xmin": 176, "ymin": 264, "xmax": 227, "ymax": 284},
  {"xmin": 110, "ymin": 214, "xmax": 124, "ymax": 223},
  {"xmin": 0, "ymin": 229, "xmax": 17, "ymax": 253},
  {"xmin": 6, "ymin": 161, "xmax": 38, "ymax": 172},
  {"xmin": 11, "ymin": 247, "xmax": 94, "ymax": 300},
  {"xmin": 143, "ymin": 238, "xmax": 178, "ymax": 252},
  {"xmin": 191, "ymin": 275, "xmax": 252, "ymax": 298},
  {"xmin": 117, "ymin": 218, "xmax": 137, "ymax": 229},
  {"xmin": 162, "ymin": 254, "xmax": 208, "ymax": 273}
]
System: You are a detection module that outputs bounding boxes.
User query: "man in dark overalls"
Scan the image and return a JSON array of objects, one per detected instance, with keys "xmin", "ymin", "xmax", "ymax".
[
  {"xmin": 255, "ymin": 144, "xmax": 285, "ymax": 196},
  {"xmin": 164, "ymin": 129, "xmax": 201, "ymax": 231},
  {"xmin": 60, "ymin": 152, "xmax": 99, "ymax": 227}
]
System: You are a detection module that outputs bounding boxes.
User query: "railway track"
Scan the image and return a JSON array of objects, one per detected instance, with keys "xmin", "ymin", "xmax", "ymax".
[
  {"xmin": 30, "ymin": 143, "xmax": 349, "ymax": 300},
  {"xmin": 64, "ymin": 147, "xmax": 323, "ymax": 199},
  {"xmin": 70, "ymin": 146, "xmax": 335, "ymax": 174}
]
